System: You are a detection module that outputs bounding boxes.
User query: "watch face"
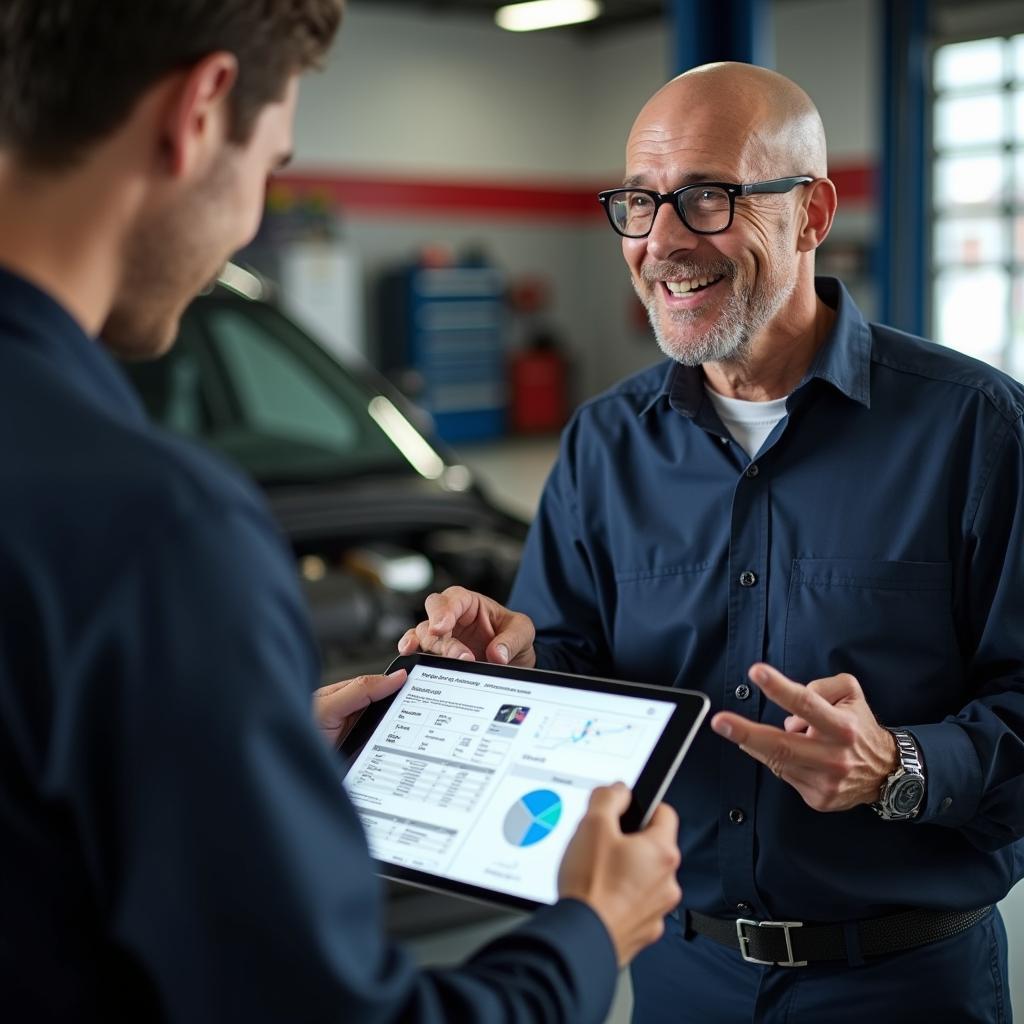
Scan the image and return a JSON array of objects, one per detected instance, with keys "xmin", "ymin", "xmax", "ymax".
[{"xmin": 892, "ymin": 776, "xmax": 924, "ymax": 815}]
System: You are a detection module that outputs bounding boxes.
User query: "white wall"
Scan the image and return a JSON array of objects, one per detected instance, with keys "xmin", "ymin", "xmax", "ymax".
[
  {"xmin": 774, "ymin": 0, "xmax": 878, "ymax": 163},
  {"xmin": 298, "ymin": 0, "xmax": 880, "ymax": 177},
  {"xmin": 579, "ymin": 18, "xmax": 673, "ymax": 174},
  {"xmin": 297, "ymin": 5, "xmax": 589, "ymax": 179}
]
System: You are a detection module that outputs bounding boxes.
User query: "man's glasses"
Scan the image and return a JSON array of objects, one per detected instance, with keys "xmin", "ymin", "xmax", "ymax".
[{"xmin": 597, "ymin": 176, "xmax": 814, "ymax": 238}]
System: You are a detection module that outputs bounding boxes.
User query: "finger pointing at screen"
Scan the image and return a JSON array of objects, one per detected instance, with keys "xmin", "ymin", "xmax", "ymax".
[{"xmin": 398, "ymin": 585, "xmax": 538, "ymax": 667}]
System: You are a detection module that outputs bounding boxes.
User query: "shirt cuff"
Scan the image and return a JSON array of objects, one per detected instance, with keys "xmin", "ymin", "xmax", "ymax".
[{"xmin": 904, "ymin": 721, "xmax": 983, "ymax": 827}]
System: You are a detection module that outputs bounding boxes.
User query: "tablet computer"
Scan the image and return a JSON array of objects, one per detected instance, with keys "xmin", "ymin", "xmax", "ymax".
[{"xmin": 339, "ymin": 653, "xmax": 709, "ymax": 911}]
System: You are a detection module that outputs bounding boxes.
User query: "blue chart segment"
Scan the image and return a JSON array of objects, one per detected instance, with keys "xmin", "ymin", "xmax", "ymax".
[{"xmin": 503, "ymin": 789, "xmax": 562, "ymax": 847}]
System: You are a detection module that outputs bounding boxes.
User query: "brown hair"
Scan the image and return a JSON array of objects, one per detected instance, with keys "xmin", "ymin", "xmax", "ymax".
[{"xmin": 0, "ymin": 0, "xmax": 344, "ymax": 169}]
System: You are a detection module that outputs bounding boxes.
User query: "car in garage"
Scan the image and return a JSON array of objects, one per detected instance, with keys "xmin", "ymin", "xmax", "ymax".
[
  {"xmin": 120, "ymin": 264, "xmax": 527, "ymax": 683},
  {"xmin": 119, "ymin": 264, "xmax": 526, "ymax": 937}
]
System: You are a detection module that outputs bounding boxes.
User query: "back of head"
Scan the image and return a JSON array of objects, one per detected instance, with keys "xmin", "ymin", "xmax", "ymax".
[{"xmin": 0, "ymin": 0, "xmax": 344, "ymax": 171}]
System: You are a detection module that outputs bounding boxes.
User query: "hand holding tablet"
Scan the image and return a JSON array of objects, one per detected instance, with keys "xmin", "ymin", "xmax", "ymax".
[
  {"xmin": 339, "ymin": 653, "xmax": 708, "ymax": 914},
  {"xmin": 556, "ymin": 781, "xmax": 683, "ymax": 966}
]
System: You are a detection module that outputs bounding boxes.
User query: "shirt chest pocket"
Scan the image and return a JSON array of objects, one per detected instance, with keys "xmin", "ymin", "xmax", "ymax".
[{"xmin": 782, "ymin": 558, "xmax": 961, "ymax": 723}]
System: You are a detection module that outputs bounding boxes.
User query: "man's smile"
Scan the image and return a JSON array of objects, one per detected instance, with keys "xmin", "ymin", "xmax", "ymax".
[{"xmin": 659, "ymin": 274, "xmax": 727, "ymax": 308}]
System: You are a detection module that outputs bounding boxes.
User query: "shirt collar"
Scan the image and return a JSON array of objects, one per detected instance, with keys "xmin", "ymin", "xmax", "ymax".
[
  {"xmin": 0, "ymin": 263, "xmax": 147, "ymax": 422},
  {"xmin": 639, "ymin": 276, "xmax": 872, "ymax": 419}
]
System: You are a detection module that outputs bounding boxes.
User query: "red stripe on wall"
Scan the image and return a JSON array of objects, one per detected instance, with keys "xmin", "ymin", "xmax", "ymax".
[
  {"xmin": 829, "ymin": 165, "xmax": 874, "ymax": 205},
  {"xmin": 271, "ymin": 163, "xmax": 874, "ymax": 219},
  {"xmin": 270, "ymin": 173, "xmax": 603, "ymax": 218}
]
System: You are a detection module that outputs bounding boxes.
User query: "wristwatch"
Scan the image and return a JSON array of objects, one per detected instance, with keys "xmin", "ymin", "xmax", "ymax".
[{"xmin": 872, "ymin": 730, "xmax": 925, "ymax": 821}]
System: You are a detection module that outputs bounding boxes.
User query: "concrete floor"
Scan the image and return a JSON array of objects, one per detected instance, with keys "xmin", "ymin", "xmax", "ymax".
[{"xmin": 452, "ymin": 433, "xmax": 561, "ymax": 521}]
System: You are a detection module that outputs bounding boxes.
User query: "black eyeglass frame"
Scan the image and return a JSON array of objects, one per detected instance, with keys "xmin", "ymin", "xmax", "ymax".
[{"xmin": 596, "ymin": 176, "xmax": 815, "ymax": 238}]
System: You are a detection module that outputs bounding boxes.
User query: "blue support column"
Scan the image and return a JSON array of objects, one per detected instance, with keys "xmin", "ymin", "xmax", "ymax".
[
  {"xmin": 668, "ymin": 0, "xmax": 772, "ymax": 75},
  {"xmin": 878, "ymin": 0, "xmax": 930, "ymax": 335}
]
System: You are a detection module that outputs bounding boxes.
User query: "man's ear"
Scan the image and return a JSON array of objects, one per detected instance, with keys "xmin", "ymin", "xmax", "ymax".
[
  {"xmin": 796, "ymin": 177, "xmax": 837, "ymax": 253},
  {"xmin": 158, "ymin": 52, "xmax": 239, "ymax": 179}
]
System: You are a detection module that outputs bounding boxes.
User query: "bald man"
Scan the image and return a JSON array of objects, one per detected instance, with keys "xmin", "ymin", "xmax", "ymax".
[{"xmin": 402, "ymin": 63, "xmax": 1023, "ymax": 1022}]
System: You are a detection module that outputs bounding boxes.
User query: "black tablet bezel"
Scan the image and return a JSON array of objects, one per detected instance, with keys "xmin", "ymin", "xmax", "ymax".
[{"xmin": 339, "ymin": 652, "xmax": 709, "ymax": 912}]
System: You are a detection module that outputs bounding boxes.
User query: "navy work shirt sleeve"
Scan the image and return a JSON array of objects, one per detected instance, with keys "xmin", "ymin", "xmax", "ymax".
[
  {"xmin": 66, "ymin": 498, "xmax": 617, "ymax": 1022},
  {"xmin": 908, "ymin": 413, "xmax": 1024, "ymax": 847}
]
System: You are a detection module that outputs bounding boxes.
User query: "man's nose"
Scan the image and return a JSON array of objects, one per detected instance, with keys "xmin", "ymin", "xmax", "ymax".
[{"xmin": 645, "ymin": 201, "xmax": 699, "ymax": 261}]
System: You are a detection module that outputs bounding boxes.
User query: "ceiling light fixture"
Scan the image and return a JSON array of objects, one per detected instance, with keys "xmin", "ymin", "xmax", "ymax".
[{"xmin": 495, "ymin": 0, "xmax": 602, "ymax": 33}]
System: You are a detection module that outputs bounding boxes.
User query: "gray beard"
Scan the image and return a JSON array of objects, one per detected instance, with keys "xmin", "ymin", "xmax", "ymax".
[
  {"xmin": 637, "ymin": 260, "xmax": 795, "ymax": 368},
  {"xmin": 646, "ymin": 287, "xmax": 754, "ymax": 366}
]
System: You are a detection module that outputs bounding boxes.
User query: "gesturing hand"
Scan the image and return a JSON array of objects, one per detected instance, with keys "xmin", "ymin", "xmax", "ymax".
[
  {"xmin": 397, "ymin": 585, "xmax": 537, "ymax": 668},
  {"xmin": 711, "ymin": 663, "xmax": 898, "ymax": 812}
]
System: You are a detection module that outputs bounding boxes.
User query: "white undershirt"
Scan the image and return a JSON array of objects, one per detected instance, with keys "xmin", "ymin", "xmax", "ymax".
[{"xmin": 703, "ymin": 386, "xmax": 789, "ymax": 460}]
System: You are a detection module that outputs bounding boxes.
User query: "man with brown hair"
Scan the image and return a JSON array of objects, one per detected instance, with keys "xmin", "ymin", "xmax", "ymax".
[{"xmin": 0, "ymin": 3, "xmax": 682, "ymax": 1021}]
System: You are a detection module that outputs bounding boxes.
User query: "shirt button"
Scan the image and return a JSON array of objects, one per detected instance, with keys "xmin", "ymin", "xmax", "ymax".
[
  {"xmin": 745, "ymin": 463, "xmax": 759, "ymax": 478},
  {"xmin": 739, "ymin": 571, "xmax": 757, "ymax": 587},
  {"xmin": 728, "ymin": 808, "xmax": 746, "ymax": 824},
  {"xmin": 734, "ymin": 683, "xmax": 751, "ymax": 700},
  {"xmin": 736, "ymin": 901, "xmax": 754, "ymax": 914},
  {"xmin": 940, "ymin": 797, "xmax": 952, "ymax": 813}
]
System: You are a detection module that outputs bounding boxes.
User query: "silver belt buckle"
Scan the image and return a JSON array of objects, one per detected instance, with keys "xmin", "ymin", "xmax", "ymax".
[{"xmin": 735, "ymin": 918, "xmax": 808, "ymax": 967}]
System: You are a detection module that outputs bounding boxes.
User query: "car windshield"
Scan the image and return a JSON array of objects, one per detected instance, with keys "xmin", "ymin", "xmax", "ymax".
[{"xmin": 123, "ymin": 293, "xmax": 417, "ymax": 484}]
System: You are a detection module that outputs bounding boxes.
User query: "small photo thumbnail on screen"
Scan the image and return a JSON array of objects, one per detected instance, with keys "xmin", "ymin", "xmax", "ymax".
[{"xmin": 495, "ymin": 704, "xmax": 531, "ymax": 725}]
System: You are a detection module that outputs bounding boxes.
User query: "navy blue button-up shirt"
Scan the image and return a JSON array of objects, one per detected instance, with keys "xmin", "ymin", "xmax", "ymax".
[
  {"xmin": 510, "ymin": 277, "xmax": 1024, "ymax": 922},
  {"xmin": 0, "ymin": 266, "xmax": 617, "ymax": 1022}
]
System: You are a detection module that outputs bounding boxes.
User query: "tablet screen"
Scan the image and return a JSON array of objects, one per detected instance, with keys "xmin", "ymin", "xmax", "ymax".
[{"xmin": 342, "ymin": 659, "xmax": 689, "ymax": 906}]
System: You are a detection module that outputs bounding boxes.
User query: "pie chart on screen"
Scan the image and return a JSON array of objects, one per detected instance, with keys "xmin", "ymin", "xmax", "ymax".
[{"xmin": 503, "ymin": 789, "xmax": 562, "ymax": 847}]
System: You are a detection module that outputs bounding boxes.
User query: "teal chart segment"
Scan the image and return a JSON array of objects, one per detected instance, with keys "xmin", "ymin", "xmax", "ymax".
[{"xmin": 503, "ymin": 789, "xmax": 563, "ymax": 847}]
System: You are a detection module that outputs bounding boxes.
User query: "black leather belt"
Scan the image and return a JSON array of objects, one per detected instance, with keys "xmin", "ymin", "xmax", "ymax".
[{"xmin": 687, "ymin": 906, "xmax": 992, "ymax": 967}]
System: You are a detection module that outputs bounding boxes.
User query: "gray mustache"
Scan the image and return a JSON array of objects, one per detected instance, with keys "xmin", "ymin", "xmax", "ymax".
[{"xmin": 640, "ymin": 261, "xmax": 735, "ymax": 284}]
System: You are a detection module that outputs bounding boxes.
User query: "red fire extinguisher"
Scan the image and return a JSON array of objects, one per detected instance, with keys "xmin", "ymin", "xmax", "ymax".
[{"xmin": 510, "ymin": 332, "xmax": 568, "ymax": 434}]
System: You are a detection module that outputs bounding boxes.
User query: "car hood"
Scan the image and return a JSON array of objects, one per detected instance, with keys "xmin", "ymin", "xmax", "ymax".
[{"xmin": 263, "ymin": 474, "xmax": 527, "ymax": 543}]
